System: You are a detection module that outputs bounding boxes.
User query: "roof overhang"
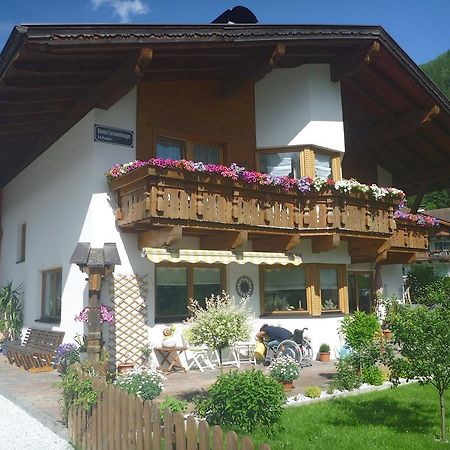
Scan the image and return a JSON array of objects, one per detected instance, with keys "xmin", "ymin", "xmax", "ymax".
[{"xmin": 0, "ymin": 24, "xmax": 449, "ymax": 192}]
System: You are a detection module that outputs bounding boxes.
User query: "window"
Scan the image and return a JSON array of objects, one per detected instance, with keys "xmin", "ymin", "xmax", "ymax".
[
  {"xmin": 155, "ymin": 265, "xmax": 224, "ymax": 322},
  {"xmin": 258, "ymin": 152, "xmax": 300, "ymax": 178},
  {"xmin": 41, "ymin": 268, "xmax": 62, "ymax": 322},
  {"xmin": 262, "ymin": 267, "xmax": 307, "ymax": 313},
  {"xmin": 156, "ymin": 135, "xmax": 222, "ymax": 164},
  {"xmin": 348, "ymin": 272, "xmax": 373, "ymax": 314},
  {"xmin": 430, "ymin": 240, "xmax": 450, "ymax": 253},
  {"xmin": 315, "ymin": 152, "xmax": 332, "ymax": 179},
  {"xmin": 320, "ymin": 268, "xmax": 340, "ymax": 311},
  {"xmin": 17, "ymin": 223, "xmax": 26, "ymax": 263}
]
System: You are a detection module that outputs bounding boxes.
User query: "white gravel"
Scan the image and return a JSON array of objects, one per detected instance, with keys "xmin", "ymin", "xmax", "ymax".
[{"xmin": 0, "ymin": 394, "xmax": 72, "ymax": 450}]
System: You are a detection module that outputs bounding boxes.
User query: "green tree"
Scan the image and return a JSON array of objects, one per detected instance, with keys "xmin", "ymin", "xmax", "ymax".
[
  {"xmin": 385, "ymin": 304, "xmax": 450, "ymax": 442},
  {"xmin": 184, "ymin": 292, "xmax": 251, "ymax": 367},
  {"xmin": 0, "ymin": 282, "xmax": 23, "ymax": 341}
]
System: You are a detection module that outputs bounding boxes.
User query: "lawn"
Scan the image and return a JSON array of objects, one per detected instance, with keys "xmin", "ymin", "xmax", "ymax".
[{"xmin": 251, "ymin": 384, "xmax": 450, "ymax": 449}]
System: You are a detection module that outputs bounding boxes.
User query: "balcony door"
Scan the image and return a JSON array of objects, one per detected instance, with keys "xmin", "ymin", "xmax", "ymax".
[{"xmin": 348, "ymin": 271, "xmax": 373, "ymax": 314}]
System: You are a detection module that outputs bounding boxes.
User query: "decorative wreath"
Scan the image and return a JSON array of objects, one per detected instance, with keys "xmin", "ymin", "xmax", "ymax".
[{"xmin": 236, "ymin": 275, "xmax": 254, "ymax": 298}]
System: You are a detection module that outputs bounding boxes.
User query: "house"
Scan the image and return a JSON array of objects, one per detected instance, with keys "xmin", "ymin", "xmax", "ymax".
[{"xmin": 0, "ymin": 22, "xmax": 449, "ymax": 364}]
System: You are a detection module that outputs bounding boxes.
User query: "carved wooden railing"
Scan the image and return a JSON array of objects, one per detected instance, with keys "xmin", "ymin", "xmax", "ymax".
[
  {"xmin": 110, "ymin": 167, "xmax": 428, "ymax": 251},
  {"xmin": 391, "ymin": 220, "xmax": 429, "ymax": 252}
]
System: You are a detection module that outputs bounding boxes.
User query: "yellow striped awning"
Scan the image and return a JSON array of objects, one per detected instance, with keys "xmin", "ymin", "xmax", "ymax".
[{"xmin": 142, "ymin": 248, "xmax": 302, "ymax": 265}]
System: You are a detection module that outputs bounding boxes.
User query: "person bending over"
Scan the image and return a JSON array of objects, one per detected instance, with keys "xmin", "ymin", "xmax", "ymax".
[{"xmin": 256, "ymin": 324, "xmax": 293, "ymax": 359}]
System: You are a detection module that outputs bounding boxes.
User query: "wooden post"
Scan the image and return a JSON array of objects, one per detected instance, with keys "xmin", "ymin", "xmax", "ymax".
[{"xmin": 87, "ymin": 268, "xmax": 103, "ymax": 362}]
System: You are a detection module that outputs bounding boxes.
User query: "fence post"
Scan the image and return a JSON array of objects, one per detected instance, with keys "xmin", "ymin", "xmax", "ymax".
[
  {"xmin": 128, "ymin": 394, "xmax": 137, "ymax": 448},
  {"xmin": 242, "ymin": 436, "xmax": 254, "ymax": 450},
  {"xmin": 259, "ymin": 445, "xmax": 271, "ymax": 450},
  {"xmin": 198, "ymin": 420, "xmax": 209, "ymax": 450},
  {"xmin": 174, "ymin": 412, "xmax": 186, "ymax": 450},
  {"xmin": 186, "ymin": 415, "xmax": 197, "ymax": 450},
  {"xmin": 136, "ymin": 396, "xmax": 144, "ymax": 450},
  {"xmin": 226, "ymin": 431, "xmax": 238, "ymax": 450},
  {"xmin": 151, "ymin": 402, "xmax": 162, "ymax": 450},
  {"xmin": 143, "ymin": 401, "xmax": 152, "ymax": 449},
  {"xmin": 164, "ymin": 408, "xmax": 174, "ymax": 450},
  {"xmin": 121, "ymin": 389, "xmax": 129, "ymax": 449},
  {"xmin": 212, "ymin": 426, "xmax": 223, "ymax": 449}
]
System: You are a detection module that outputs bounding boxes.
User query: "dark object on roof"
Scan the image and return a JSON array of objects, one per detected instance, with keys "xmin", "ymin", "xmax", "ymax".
[
  {"xmin": 211, "ymin": 6, "xmax": 258, "ymax": 24},
  {"xmin": 70, "ymin": 242, "xmax": 121, "ymax": 269}
]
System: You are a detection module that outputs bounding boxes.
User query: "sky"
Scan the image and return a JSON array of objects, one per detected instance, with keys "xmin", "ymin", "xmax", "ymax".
[{"xmin": 0, "ymin": 1, "xmax": 448, "ymax": 65}]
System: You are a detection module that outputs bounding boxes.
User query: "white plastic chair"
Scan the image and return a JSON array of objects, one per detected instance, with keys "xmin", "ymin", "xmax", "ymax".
[
  {"xmin": 231, "ymin": 341, "xmax": 257, "ymax": 368},
  {"xmin": 185, "ymin": 343, "xmax": 215, "ymax": 372}
]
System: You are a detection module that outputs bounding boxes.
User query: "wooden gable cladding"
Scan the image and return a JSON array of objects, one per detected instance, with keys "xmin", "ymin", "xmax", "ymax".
[{"xmin": 136, "ymin": 79, "xmax": 256, "ymax": 169}]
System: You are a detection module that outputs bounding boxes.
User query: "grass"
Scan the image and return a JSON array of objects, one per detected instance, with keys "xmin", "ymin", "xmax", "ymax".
[{"xmin": 251, "ymin": 384, "xmax": 450, "ymax": 449}]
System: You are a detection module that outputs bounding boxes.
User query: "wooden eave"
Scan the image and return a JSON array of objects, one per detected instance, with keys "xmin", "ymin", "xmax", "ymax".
[{"xmin": 0, "ymin": 24, "xmax": 449, "ymax": 191}]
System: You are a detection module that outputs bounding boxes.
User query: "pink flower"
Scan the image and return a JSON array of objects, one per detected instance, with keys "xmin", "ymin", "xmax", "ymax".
[{"xmin": 74, "ymin": 304, "xmax": 114, "ymax": 324}]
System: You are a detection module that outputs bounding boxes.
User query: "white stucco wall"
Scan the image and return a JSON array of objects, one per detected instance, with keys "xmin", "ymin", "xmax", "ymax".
[
  {"xmin": 255, "ymin": 65, "xmax": 345, "ymax": 152},
  {"xmin": 380, "ymin": 264, "xmax": 404, "ymax": 299},
  {"xmin": 0, "ymin": 89, "xmax": 147, "ymax": 343}
]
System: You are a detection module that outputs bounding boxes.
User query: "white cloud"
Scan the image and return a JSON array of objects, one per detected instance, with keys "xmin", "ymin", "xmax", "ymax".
[{"xmin": 91, "ymin": 0, "xmax": 150, "ymax": 23}]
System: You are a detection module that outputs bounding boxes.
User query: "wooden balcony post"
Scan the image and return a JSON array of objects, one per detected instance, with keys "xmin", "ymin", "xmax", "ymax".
[
  {"xmin": 87, "ymin": 269, "xmax": 103, "ymax": 362},
  {"xmin": 196, "ymin": 186, "xmax": 205, "ymax": 218},
  {"xmin": 232, "ymin": 190, "xmax": 240, "ymax": 222},
  {"xmin": 365, "ymin": 204, "xmax": 372, "ymax": 229},
  {"xmin": 339, "ymin": 198, "xmax": 347, "ymax": 227},
  {"xmin": 156, "ymin": 182, "xmax": 165, "ymax": 214},
  {"xmin": 303, "ymin": 199, "xmax": 311, "ymax": 227},
  {"xmin": 326, "ymin": 197, "xmax": 335, "ymax": 227}
]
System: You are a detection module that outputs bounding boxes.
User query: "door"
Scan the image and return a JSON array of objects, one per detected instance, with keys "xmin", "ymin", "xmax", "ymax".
[{"xmin": 348, "ymin": 272, "xmax": 373, "ymax": 313}]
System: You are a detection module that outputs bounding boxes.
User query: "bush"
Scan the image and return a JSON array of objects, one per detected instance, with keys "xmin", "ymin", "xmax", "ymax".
[
  {"xmin": 59, "ymin": 366, "xmax": 98, "ymax": 425},
  {"xmin": 114, "ymin": 367, "xmax": 165, "ymax": 401},
  {"xmin": 334, "ymin": 358, "xmax": 362, "ymax": 391},
  {"xmin": 194, "ymin": 369, "xmax": 285, "ymax": 434},
  {"xmin": 340, "ymin": 312, "xmax": 380, "ymax": 351},
  {"xmin": 159, "ymin": 396, "xmax": 188, "ymax": 421},
  {"xmin": 325, "ymin": 384, "xmax": 335, "ymax": 395},
  {"xmin": 406, "ymin": 265, "xmax": 442, "ymax": 302},
  {"xmin": 319, "ymin": 343, "xmax": 330, "ymax": 353},
  {"xmin": 304, "ymin": 386, "xmax": 322, "ymax": 398},
  {"xmin": 362, "ymin": 365, "xmax": 384, "ymax": 386},
  {"xmin": 269, "ymin": 356, "xmax": 299, "ymax": 383}
]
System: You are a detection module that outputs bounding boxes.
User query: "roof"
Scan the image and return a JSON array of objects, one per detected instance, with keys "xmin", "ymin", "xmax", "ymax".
[
  {"xmin": 0, "ymin": 24, "xmax": 449, "ymax": 192},
  {"xmin": 425, "ymin": 208, "xmax": 450, "ymax": 223}
]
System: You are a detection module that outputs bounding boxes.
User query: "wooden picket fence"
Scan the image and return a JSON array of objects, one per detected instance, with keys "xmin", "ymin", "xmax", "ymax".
[{"xmin": 68, "ymin": 378, "xmax": 270, "ymax": 450}]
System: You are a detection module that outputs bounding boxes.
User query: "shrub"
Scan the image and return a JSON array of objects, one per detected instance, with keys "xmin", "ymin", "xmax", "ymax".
[
  {"xmin": 269, "ymin": 356, "xmax": 299, "ymax": 383},
  {"xmin": 59, "ymin": 366, "xmax": 98, "ymax": 425},
  {"xmin": 159, "ymin": 396, "xmax": 188, "ymax": 421},
  {"xmin": 406, "ymin": 265, "xmax": 441, "ymax": 302},
  {"xmin": 340, "ymin": 312, "xmax": 380, "ymax": 351},
  {"xmin": 0, "ymin": 282, "xmax": 23, "ymax": 341},
  {"xmin": 194, "ymin": 369, "xmax": 285, "ymax": 434},
  {"xmin": 115, "ymin": 367, "xmax": 165, "ymax": 401},
  {"xmin": 184, "ymin": 292, "xmax": 252, "ymax": 366},
  {"xmin": 334, "ymin": 358, "xmax": 362, "ymax": 391},
  {"xmin": 362, "ymin": 365, "xmax": 384, "ymax": 386},
  {"xmin": 304, "ymin": 386, "xmax": 322, "ymax": 398},
  {"xmin": 319, "ymin": 343, "xmax": 330, "ymax": 353},
  {"xmin": 325, "ymin": 384, "xmax": 335, "ymax": 395}
]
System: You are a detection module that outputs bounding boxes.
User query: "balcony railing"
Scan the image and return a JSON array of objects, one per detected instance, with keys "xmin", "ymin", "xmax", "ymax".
[{"xmin": 110, "ymin": 166, "xmax": 429, "ymax": 258}]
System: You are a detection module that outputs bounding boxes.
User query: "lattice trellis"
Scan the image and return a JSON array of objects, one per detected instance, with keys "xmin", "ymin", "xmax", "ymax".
[{"xmin": 108, "ymin": 273, "xmax": 149, "ymax": 368}]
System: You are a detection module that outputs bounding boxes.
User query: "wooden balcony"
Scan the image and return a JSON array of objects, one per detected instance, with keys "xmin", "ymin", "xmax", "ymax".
[{"xmin": 110, "ymin": 166, "xmax": 429, "ymax": 260}]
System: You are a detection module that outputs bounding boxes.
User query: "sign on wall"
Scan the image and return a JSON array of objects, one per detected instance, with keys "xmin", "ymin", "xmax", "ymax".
[{"xmin": 94, "ymin": 124, "xmax": 134, "ymax": 147}]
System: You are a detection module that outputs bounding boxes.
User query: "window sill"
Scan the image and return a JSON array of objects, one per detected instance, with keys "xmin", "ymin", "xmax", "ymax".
[
  {"xmin": 261, "ymin": 311, "xmax": 310, "ymax": 318},
  {"xmin": 16, "ymin": 259, "xmax": 25, "ymax": 264},
  {"xmin": 35, "ymin": 318, "xmax": 61, "ymax": 325}
]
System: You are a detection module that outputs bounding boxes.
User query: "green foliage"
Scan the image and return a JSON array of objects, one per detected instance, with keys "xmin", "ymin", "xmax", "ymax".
[
  {"xmin": 269, "ymin": 356, "xmax": 299, "ymax": 383},
  {"xmin": 194, "ymin": 369, "xmax": 285, "ymax": 434},
  {"xmin": 159, "ymin": 396, "xmax": 188, "ymax": 421},
  {"xmin": 340, "ymin": 312, "xmax": 380, "ymax": 351},
  {"xmin": 361, "ymin": 366, "xmax": 384, "ymax": 386},
  {"xmin": 114, "ymin": 367, "xmax": 164, "ymax": 401},
  {"xmin": 384, "ymin": 303, "xmax": 450, "ymax": 441},
  {"xmin": 59, "ymin": 367, "xmax": 98, "ymax": 425},
  {"xmin": 406, "ymin": 266, "xmax": 442, "ymax": 303},
  {"xmin": 319, "ymin": 343, "xmax": 330, "ymax": 353},
  {"xmin": 0, "ymin": 282, "xmax": 23, "ymax": 341},
  {"xmin": 184, "ymin": 292, "xmax": 251, "ymax": 364},
  {"xmin": 304, "ymin": 386, "xmax": 322, "ymax": 398},
  {"xmin": 334, "ymin": 358, "xmax": 362, "ymax": 391},
  {"xmin": 421, "ymin": 50, "xmax": 450, "ymax": 100},
  {"xmin": 325, "ymin": 384, "xmax": 335, "ymax": 395}
]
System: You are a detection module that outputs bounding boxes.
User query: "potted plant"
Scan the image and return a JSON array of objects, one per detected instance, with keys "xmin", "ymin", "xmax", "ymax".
[
  {"xmin": 269, "ymin": 355, "xmax": 299, "ymax": 391},
  {"xmin": 0, "ymin": 282, "xmax": 23, "ymax": 352},
  {"xmin": 319, "ymin": 343, "xmax": 331, "ymax": 362},
  {"xmin": 74, "ymin": 333, "xmax": 88, "ymax": 360},
  {"xmin": 162, "ymin": 325, "xmax": 177, "ymax": 348}
]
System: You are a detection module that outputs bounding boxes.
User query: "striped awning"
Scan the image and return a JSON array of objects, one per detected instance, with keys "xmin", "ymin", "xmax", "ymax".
[{"xmin": 142, "ymin": 248, "xmax": 302, "ymax": 265}]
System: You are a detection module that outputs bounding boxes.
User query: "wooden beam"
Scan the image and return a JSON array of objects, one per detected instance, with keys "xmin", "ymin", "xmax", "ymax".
[
  {"xmin": 218, "ymin": 44, "xmax": 285, "ymax": 98},
  {"xmin": 350, "ymin": 105, "xmax": 441, "ymax": 150},
  {"xmin": 200, "ymin": 230, "xmax": 248, "ymax": 250},
  {"xmin": 410, "ymin": 181, "xmax": 430, "ymax": 213},
  {"xmin": 252, "ymin": 234, "xmax": 300, "ymax": 252},
  {"xmin": 349, "ymin": 238, "xmax": 391, "ymax": 263},
  {"xmin": 0, "ymin": 101, "xmax": 71, "ymax": 115},
  {"xmin": 138, "ymin": 225, "xmax": 182, "ymax": 249},
  {"xmin": 312, "ymin": 234, "xmax": 340, "ymax": 253},
  {"xmin": 331, "ymin": 41, "xmax": 380, "ymax": 82}
]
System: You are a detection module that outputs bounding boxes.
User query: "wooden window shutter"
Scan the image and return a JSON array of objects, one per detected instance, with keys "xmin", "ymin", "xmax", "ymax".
[
  {"xmin": 332, "ymin": 155, "xmax": 342, "ymax": 181},
  {"xmin": 300, "ymin": 148, "xmax": 316, "ymax": 178}
]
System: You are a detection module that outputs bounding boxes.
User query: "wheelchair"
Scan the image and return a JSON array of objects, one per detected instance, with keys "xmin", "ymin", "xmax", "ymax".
[{"xmin": 274, "ymin": 327, "xmax": 313, "ymax": 367}]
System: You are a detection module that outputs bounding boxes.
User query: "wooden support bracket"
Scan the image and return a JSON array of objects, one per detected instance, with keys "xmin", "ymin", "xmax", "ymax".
[
  {"xmin": 312, "ymin": 234, "xmax": 340, "ymax": 253},
  {"xmin": 200, "ymin": 230, "xmax": 248, "ymax": 250},
  {"xmin": 252, "ymin": 234, "xmax": 300, "ymax": 252},
  {"xmin": 138, "ymin": 225, "xmax": 182, "ymax": 249}
]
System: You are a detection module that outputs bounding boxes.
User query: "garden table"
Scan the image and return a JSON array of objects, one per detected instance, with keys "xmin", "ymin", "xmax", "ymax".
[{"xmin": 154, "ymin": 346, "xmax": 187, "ymax": 374}]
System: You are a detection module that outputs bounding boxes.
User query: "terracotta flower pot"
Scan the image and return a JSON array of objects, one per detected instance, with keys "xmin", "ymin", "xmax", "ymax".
[
  {"xmin": 382, "ymin": 330, "xmax": 393, "ymax": 341},
  {"xmin": 117, "ymin": 363, "xmax": 134, "ymax": 374},
  {"xmin": 281, "ymin": 381, "xmax": 293, "ymax": 392},
  {"xmin": 319, "ymin": 352, "xmax": 331, "ymax": 362}
]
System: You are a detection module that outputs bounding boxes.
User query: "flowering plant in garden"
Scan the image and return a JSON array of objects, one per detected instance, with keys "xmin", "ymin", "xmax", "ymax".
[
  {"xmin": 394, "ymin": 199, "xmax": 440, "ymax": 227},
  {"xmin": 269, "ymin": 356, "xmax": 300, "ymax": 383},
  {"xmin": 55, "ymin": 343, "xmax": 80, "ymax": 369},
  {"xmin": 114, "ymin": 366, "xmax": 165, "ymax": 401},
  {"xmin": 184, "ymin": 291, "xmax": 252, "ymax": 365},
  {"xmin": 74, "ymin": 304, "xmax": 114, "ymax": 324}
]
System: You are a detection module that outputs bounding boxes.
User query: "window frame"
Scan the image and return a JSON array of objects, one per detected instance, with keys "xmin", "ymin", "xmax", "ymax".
[
  {"xmin": 259, "ymin": 265, "xmax": 311, "ymax": 316},
  {"xmin": 153, "ymin": 128, "xmax": 225, "ymax": 164},
  {"xmin": 348, "ymin": 271, "xmax": 374, "ymax": 314},
  {"xmin": 16, "ymin": 223, "xmax": 26, "ymax": 263},
  {"xmin": 40, "ymin": 267, "xmax": 62, "ymax": 323},
  {"xmin": 315, "ymin": 264, "xmax": 348, "ymax": 314},
  {"xmin": 256, "ymin": 145, "xmax": 341, "ymax": 181},
  {"xmin": 154, "ymin": 263, "xmax": 226, "ymax": 323}
]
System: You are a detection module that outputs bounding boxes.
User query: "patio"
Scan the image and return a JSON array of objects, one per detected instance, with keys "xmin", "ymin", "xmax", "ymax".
[{"xmin": 0, "ymin": 352, "xmax": 335, "ymax": 433}]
